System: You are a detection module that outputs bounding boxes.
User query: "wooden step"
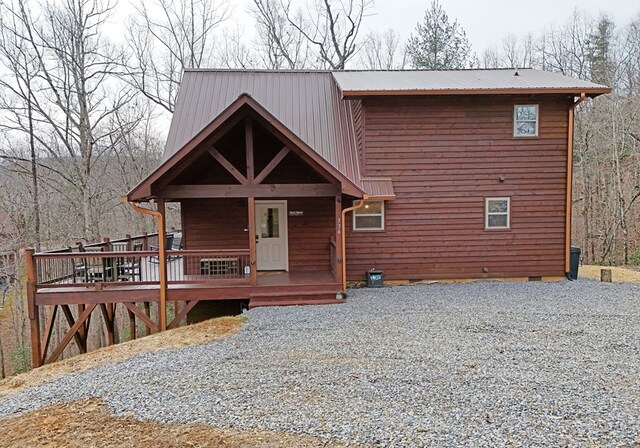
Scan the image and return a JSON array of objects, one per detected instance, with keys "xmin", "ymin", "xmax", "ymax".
[
  {"xmin": 249, "ymin": 290, "xmax": 345, "ymax": 308},
  {"xmin": 249, "ymin": 297, "xmax": 346, "ymax": 308},
  {"xmin": 249, "ymin": 288, "xmax": 341, "ymax": 299}
]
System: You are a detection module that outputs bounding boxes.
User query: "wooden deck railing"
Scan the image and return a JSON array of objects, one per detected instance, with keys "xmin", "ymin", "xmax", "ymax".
[{"xmin": 32, "ymin": 245, "xmax": 251, "ymax": 289}]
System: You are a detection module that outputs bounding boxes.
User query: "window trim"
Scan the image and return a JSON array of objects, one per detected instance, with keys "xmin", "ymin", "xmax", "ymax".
[
  {"xmin": 485, "ymin": 197, "xmax": 511, "ymax": 230},
  {"xmin": 513, "ymin": 104, "xmax": 539, "ymax": 137},
  {"xmin": 353, "ymin": 200, "xmax": 385, "ymax": 231}
]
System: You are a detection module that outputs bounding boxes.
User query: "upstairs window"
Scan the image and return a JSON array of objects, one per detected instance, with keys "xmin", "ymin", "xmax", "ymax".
[
  {"xmin": 353, "ymin": 200, "xmax": 384, "ymax": 231},
  {"xmin": 513, "ymin": 105, "xmax": 539, "ymax": 137},
  {"xmin": 485, "ymin": 198, "xmax": 510, "ymax": 230}
]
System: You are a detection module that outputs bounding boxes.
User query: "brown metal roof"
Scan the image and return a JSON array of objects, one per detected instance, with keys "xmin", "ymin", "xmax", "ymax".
[
  {"xmin": 152, "ymin": 68, "xmax": 609, "ymax": 201},
  {"xmin": 164, "ymin": 70, "xmax": 363, "ymax": 189},
  {"xmin": 360, "ymin": 178, "xmax": 395, "ymax": 199},
  {"xmin": 332, "ymin": 68, "xmax": 611, "ymax": 97}
]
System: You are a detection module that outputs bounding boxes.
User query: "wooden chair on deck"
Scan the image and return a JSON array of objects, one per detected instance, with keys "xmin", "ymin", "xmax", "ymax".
[
  {"xmin": 77, "ymin": 246, "xmax": 113, "ymax": 282},
  {"xmin": 149, "ymin": 233, "xmax": 175, "ymax": 263},
  {"xmin": 117, "ymin": 242, "xmax": 143, "ymax": 281}
]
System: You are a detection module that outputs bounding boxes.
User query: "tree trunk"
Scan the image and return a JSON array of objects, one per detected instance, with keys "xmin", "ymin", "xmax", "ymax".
[{"xmin": 27, "ymin": 84, "xmax": 42, "ymax": 252}]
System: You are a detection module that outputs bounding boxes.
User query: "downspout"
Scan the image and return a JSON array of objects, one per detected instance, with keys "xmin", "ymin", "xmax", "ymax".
[
  {"xmin": 341, "ymin": 195, "xmax": 369, "ymax": 291},
  {"xmin": 121, "ymin": 195, "xmax": 167, "ymax": 331},
  {"xmin": 566, "ymin": 93, "xmax": 587, "ymax": 279}
]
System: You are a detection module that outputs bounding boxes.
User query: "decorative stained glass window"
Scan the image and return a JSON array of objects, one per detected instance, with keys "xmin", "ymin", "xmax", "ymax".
[
  {"xmin": 513, "ymin": 105, "xmax": 539, "ymax": 137},
  {"xmin": 485, "ymin": 198, "xmax": 510, "ymax": 229},
  {"xmin": 353, "ymin": 200, "xmax": 384, "ymax": 231}
]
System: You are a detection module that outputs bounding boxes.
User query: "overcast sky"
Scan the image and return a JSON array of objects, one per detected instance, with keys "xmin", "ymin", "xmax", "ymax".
[
  {"xmin": 222, "ymin": 0, "xmax": 636, "ymax": 53},
  {"xmin": 365, "ymin": 0, "xmax": 634, "ymax": 50},
  {"xmin": 109, "ymin": 0, "xmax": 637, "ymax": 58}
]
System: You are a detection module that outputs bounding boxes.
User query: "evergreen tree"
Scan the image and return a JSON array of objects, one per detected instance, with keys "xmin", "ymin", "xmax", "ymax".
[
  {"xmin": 588, "ymin": 15, "xmax": 615, "ymax": 85},
  {"xmin": 407, "ymin": 0, "xmax": 471, "ymax": 69}
]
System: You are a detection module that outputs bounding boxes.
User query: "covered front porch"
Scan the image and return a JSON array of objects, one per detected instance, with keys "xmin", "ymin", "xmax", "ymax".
[{"xmin": 26, "ymin": 94, "xmax": 362, "ymax": 367}]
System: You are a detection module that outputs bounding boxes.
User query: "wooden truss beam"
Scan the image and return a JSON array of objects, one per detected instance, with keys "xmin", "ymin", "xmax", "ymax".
[
  {"xmin": 61, "ymin": 304, "xmax": 88, "ymax": 354},
  {"xmin": 46, "ymin": 303, "xmax": 97, "ymax": 364},
  {"xmin": 254, "ymin": 146, "xmax": 290, "ymax": 184},
  {"xmin": 124, "ymin": 302, "xmax": 159, "ymax": 334},
  {"xmin": 168, "ymin": 300, "xmax": 199, "ymax": 329},
  {"xmin": 41, "ymin": 305, "xmax": 58, "ymax": 365},
  {"xmin": 158, "ymin": 183, "xmax": 339, "ymax": 199},
  {"xmin": 208, "ymin": 147, "xmax": 248, "ymax": 185},
  {"xmin": 246, "ymin": 118, "xmax": 255, "ymax": 182}
]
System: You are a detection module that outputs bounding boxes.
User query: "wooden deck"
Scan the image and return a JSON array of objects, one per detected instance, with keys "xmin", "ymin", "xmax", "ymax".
[
  {"xmin": 35, "ymin": 271, "xmax": 343, "ymax": 306},
  {"xmin": 25, "ymin": 231, "xmax": 346, "ymax": 368}
]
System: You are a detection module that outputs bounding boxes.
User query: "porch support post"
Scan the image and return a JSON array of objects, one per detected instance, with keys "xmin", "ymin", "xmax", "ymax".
[
  {"xmin": 248, "ymin": 197, "xmax": 257, "ymax": 286},
  {"xmin": 157, "ymin": 198, "xmax": 168, "ymax": 331},
  {"xmin": 335, "ymin": 195, "xmax": 344, "ymax": 286}
]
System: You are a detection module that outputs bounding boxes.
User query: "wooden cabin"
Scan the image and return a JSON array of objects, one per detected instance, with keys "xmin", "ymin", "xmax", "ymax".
[{"xmin": 26, "ymin": 69, "xmax": 610, "ymax": 367}]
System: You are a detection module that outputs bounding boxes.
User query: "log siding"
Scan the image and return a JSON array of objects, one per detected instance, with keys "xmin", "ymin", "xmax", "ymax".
[
  {"xmin": 345, "ymin": 94, "xmax": 572, "ymax": 281},
  {"xmin": 182, "ymin": 197, "xmax": 333, "ymax": 272}
]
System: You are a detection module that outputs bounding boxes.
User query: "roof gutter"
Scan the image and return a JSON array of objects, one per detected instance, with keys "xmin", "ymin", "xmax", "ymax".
[
  {"xmin": 565, "ymin": 93, "xmax": 587, "ymax": 278},
  {"xmin": 120, "ymin": 195, "xmax": 168, "ymax": 330},
  {"xmin": 340, "ymin": 88, "xmax": 611, "ymax": 98},
  {"xmin": 341, "ymin": 195, "xmax": 369, "ymax": 291}
]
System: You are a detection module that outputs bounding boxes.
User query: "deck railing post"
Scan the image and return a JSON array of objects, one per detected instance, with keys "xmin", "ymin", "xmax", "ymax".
[
  {"xmin": 125, "ymin": 234, "xmax": 132, "ymax": 251},
  {"xmin": 143, "ymin": 232, "xmax": 149, "ymax": 251},
  {"xmin": 25, "ymin": 248, "xmax": 42, "ymax": 368},
  {"xmin": 103, "ymin": 237, "xmax": 111, "ymax": 252}
]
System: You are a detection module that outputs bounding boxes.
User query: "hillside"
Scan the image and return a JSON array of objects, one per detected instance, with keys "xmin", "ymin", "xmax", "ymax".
[
  {"xmin": 0, "ymin": 316, "xmax": 246, "ymax": 399},
  {"xmin": 0, "ymin": 315, "xmax": 348, "ymax": 447}
]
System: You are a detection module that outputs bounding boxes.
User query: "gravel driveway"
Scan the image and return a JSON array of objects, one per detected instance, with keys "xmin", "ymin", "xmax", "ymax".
[{"xmin": 1, "ymin": 280, "xmax": 639, "ymax": 446}]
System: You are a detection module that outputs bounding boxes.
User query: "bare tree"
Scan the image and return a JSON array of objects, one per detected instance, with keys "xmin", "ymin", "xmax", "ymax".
[
  {"xmin": 251, "ymin": 0, "xmax": 373, "ymax": 70},
  {"xmin": 251, "ymin": 0, "xmax": 309, "ymax": 69},
  {"xmin": 0, "ymin": 0, "xmax": 138, "ymax": 241},
  {"xmin": 501, "ymin": 33, "xmax": 534, "ymax": 68},
  {"xmin": 217, "ymin": 25, "xmax": 257, "ymax": 69},
  {"xmin": 359, "ymin": 29, "xmax": 407, "ymax": 70},
  {"xmin": 537, "ymin": 10, "xmax": 593, "ymax": 78},
  {"xmin": 123, "ymin": 0, "xmax": 230, "ymax": 113}
]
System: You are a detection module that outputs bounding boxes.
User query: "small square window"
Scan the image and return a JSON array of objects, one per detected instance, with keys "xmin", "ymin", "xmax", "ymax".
[
  {"xmin": 353, "ymin": 200, "xmax": 384, "ymax": 231},
  {"xmin": 485, "ymin": 198, "xmax": 510, "ymax": 230},
  {"xmin": 514, "ymin": 105, "xmax": 539, "ymax": 137}
]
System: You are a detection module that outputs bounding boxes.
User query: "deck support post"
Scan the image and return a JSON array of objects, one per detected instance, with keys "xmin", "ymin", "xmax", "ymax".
[
  {"xmin": 144, "ymin": 302, "xmax": 151, "ymax": 335},
  {"xmin": 76, "ymin": 304, "xmax": 88, "ymax": 351},
  {"xmin": 25, "ymin": 248, "xmax": 42, "ymax": 369},
  {"xmin": 128, "ymin": 307, "xmax": 136, "ymax": 340},
  {"xmin": 334, "ymin": 195, "xmax": 343, "ymax": 286},
  {"xmin": 100, "ymin": 303, "xmax": 116, "ymax": 346},
  {"xmin": 248, "ymin": 197, "xmax": 257, "ymax": 286}
]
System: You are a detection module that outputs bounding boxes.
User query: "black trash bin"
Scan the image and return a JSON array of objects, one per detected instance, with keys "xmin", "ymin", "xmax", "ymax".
[
  {"xmin": 569, "ymin": 246, "xmax": 581, "ymax": 280},
  {"xmin": 366, "ymin": 269, "xmax": 384, "ymax": 287}
]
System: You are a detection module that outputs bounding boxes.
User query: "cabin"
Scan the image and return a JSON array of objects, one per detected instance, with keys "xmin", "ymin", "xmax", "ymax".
[{"xmin": 25, "ymin": 69, "xmax": 610, "ymax": 367}]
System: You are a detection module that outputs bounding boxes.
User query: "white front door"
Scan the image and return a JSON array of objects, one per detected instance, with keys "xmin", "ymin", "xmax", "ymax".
[{"xmin": 255, "ymin": 200, "xmax": 288, "ymax": 271}]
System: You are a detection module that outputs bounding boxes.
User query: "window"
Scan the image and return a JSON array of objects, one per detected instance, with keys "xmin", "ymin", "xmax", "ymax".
[
  {"xmin": 513, "ymin": 105, "xmax": 539, "ymax": 137},
  {"xmin": 353, "ymin": 200, "xmax": 384, "ymax": 231},
  {"xmin": 485, "ymin": 198, "xmax": 510, "ymax": 229}
]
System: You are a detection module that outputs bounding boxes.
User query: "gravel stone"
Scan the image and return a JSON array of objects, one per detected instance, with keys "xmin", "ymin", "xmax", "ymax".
[{"xmin": 1, "ymin": 280, "xmax": 639, "ymax": 446}]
